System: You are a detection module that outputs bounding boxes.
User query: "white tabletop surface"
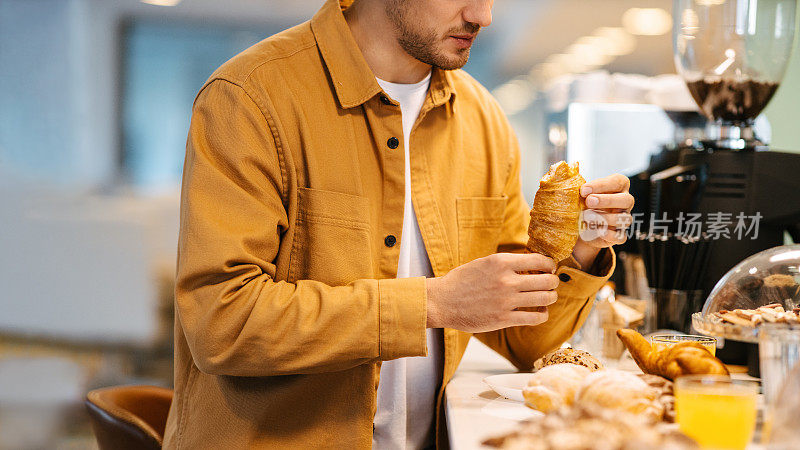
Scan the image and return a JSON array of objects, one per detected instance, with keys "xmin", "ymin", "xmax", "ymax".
[{"xmin": 444, "ymin": 339, "xmax": 535, "ymax": 450}]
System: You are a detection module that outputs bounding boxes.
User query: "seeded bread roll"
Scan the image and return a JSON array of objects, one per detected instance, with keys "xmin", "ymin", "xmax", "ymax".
[{"xmin": 532, "ymin": 348, "xmax": 604, "ymax": 372}]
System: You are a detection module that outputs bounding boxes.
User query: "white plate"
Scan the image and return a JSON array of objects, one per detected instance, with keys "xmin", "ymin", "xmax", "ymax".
[{"xmin": 483, "ymin": 373, "xmax": 535, "ymax": 402}]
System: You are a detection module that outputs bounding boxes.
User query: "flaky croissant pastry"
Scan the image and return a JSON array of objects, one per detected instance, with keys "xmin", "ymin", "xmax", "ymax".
[
  {"xmin": 522, "ymin": 363, "xmax": 591, "ymax": 413},
  {"xmin": 575, "ymin": 369, "xmax": 663, "ymax": 422},
  {"xmin": 616, "ymin": 329, "xmax": 729, "ymax": 381},
  {"xmin": 527, "ymin": 161, "xmax": 585, "ymax": 262}
]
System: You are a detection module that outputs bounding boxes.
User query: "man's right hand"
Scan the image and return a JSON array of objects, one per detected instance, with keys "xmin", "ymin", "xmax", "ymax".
[{"xmin": 425, "ymin": 253, "xmax": 560, "ymax": 333}]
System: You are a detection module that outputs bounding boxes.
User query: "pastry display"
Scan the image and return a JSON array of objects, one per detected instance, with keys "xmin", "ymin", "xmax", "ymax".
[
  {"xmin": 693, "ymin": 246, "xmax": 800, "ymax": 342},
  {"xmin": 711, "ymin": 274, "xmax": 799, "ymax": 313},
  {"xmin": 709, "ymin": 303, "xmax": 800, "ymax": 327},
  {"xmin": 616, "ymin": 329, "xmax": 729, "ymax": 380},
  {"xmin": 575, "ymin": 369, "xmax": 663, "ymax": 421},
  {"xmin": 522, "ymin": 364, "xmax": 591, "ymax": 413},
  {"xmin": 527, "ymin": 161, "xmax": 585, "ymax": 262},
  {"xmin": 484, "ymin": 404, "xmax": 698, "ymax": 450},
  {"xmin": 531, "ymin": 348, "xmax": 604, "ymax": 372}
]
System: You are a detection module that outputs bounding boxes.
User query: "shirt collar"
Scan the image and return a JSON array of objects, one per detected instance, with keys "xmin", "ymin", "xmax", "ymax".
[{"xmin": 310, "ymin": 0, "xmax": 456, "ymax": 109}]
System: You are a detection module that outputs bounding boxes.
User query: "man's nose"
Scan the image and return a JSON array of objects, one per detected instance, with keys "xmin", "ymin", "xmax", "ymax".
[{"xmin": 464, "ymin": 0, "xmax": 493, "ymax": 28}]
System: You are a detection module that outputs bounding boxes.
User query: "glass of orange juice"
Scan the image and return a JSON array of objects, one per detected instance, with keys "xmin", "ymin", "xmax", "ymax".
[
  {"xmin": 675, "ymin": 375, "xmax": 758, "ymax": 449},
  {"xmin": 651, "ymin": 334, "xmax": 717, "ymax": 356}
]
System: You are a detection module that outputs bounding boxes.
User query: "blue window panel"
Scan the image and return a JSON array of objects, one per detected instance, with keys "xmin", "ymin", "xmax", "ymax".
[{"xmin": 122, "ymin": 21, "xmax": 269, "ymax": 187}]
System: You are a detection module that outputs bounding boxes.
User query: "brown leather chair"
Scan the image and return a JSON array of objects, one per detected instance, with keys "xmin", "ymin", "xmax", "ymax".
[{"xmin": 85, "ymin": 385, "xmax": 173, "ymax": 450}]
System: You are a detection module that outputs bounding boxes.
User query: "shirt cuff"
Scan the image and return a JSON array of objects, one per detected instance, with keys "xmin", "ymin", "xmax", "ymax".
[
  {"xmin": 377, "ymin": 277, "xmax": 428, "ymax": 361},
  {"xmin": 559, "ymin": 247, "xmax": 614, "ymax": 275},
  {"xmin": 555, "ymin": 248, "xmax": 616, "ymax": 300}
]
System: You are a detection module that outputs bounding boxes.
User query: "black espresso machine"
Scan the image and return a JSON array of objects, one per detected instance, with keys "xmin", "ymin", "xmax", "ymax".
[{"xmin": 632, "ymin": 0, "xmax": 800, "ymax": 369}]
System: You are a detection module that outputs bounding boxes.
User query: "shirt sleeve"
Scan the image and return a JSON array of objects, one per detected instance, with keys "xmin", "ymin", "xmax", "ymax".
[
  {"xmin": 475, "ymin": 121, "xmax": 615, "ymax": 370},
  {"xmin": 176, "ymin": 79, "xmax": 427, "ymax": 377}
]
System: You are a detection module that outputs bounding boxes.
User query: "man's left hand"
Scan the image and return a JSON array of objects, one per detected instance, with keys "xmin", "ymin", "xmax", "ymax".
[{"xmin": 572, "ymin": 173, "xmax": 634, "ymax": 269}]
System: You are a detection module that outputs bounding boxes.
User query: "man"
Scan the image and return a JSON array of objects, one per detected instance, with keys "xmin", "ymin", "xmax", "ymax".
[{"xmin": 163, "ymin": 0, "xmax": 633, "ymax": 449}]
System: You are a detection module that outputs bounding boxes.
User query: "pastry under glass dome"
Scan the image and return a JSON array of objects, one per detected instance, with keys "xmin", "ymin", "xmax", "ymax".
[{"xmin": 692, "ymin": 245, "xmax": 800, "ymax": 342}]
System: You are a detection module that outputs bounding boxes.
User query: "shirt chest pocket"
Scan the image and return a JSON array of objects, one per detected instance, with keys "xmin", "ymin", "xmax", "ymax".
[
  {"xmin": 289, "ymin": 187, "xmax": 374, "ymax": 286},
  {"xmin": 455, "ymin": 197, "xmax": 507, "ymax": 265}
]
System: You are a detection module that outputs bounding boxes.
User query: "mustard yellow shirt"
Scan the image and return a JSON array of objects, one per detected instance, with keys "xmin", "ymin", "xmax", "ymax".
[{"xmin": 163, "ymin": 0, "xmax": 615, "ymax": 448}]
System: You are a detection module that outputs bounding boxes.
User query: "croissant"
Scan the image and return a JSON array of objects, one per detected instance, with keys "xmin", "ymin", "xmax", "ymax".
[
  {"xmin": 575, "ymin": 369, "xmax": 664, "ymax": 422},
  {"xmin": 616, "ymin": 329, "xmax": 729, "ymax": 381},
  {"xmin": 527, "ymin": 161, "xmax": 585, "ymax": 262},
  {"xmin": 522, "ymin": 363, "xmax": 592, "ymax": 413}
]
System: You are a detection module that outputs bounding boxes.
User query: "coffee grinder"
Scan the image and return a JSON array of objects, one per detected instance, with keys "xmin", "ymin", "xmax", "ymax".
[{"xmin": 648, "ymin": 0, "xmax": 800, "ymax": 368}]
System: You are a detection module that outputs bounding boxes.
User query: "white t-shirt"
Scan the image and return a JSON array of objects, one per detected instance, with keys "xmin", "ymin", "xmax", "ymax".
[{"xmin": 373, "ymin": 72, "xmax": 443, "ymax": 450}]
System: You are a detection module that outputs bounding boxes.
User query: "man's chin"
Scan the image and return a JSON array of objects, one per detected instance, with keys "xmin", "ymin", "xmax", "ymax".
[
  {"xmin": 406, "ymin": 43, "xmax": 470, "ymax": 71},
  {"xmin": 438, "ymin": 54, "xmax": 470, "ymax": 71},
  {"xmin": 431, "ymin": 48, "xmax": 470, "ymax": 71}
]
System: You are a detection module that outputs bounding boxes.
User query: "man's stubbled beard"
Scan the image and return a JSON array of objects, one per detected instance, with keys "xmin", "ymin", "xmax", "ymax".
[{"xmin": 384, "ymin": 0, "xmax": 480, "ymax": 70}]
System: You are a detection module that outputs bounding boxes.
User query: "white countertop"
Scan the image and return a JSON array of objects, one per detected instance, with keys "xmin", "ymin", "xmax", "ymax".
[{"xmin": 444, "ymin": 339, "xmax": 535, "ymax": 450}]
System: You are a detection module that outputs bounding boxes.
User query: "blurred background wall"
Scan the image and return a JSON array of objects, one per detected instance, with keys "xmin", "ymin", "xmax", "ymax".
[{"xmin": 0, "ymin": 0, "xmax": 798, "ymax": 448}]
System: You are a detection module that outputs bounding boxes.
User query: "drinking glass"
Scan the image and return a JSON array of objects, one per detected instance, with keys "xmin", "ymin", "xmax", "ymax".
[
  {"xmin": 675, "ymin": 375, "xmax": 758, "ymax": 450},
  {"xmin": 758, "ymin": 325, "xmax": 800, "ymax": 408},
  {"xmin": 651, "ymin": 334, "xmax": 717, "ymax": 356},
  {"xmin": 649, "ymin": 289, "xmax": 703, "ymax": 333},
  {"xmin": 764, "ymin": 363, "xmax": 800, "ymax": 447}
]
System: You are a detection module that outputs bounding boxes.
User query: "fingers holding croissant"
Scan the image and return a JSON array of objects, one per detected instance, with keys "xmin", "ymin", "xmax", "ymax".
[{"xmin": 578, "ymin": 173, "xmax": 635, "ymax": 249}]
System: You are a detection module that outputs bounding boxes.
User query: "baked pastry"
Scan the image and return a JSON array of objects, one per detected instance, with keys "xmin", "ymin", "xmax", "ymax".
[
  {"xmin": 711, "ymin": 302, "xmax": 800, "ymax": 327},
  {"xmin": 575, "ymin": 369, "xmax": 663, "ymax": 421},
  {"xmin": 522, "ymin": 363, "xmax": 591, "ymax": 413},
  {"xmin": 484, "ymin": 404, "xmax": 698, "ymax": 449},
  {"xmin": 638, "ymin": 374, "xmax": 676, "ymax": 423},
  {"xmin": 527, "ymin": 161, "xmax": 586, "ymax": 262},
  {"xmin": 532, "ymin": 348, "xmax": 603, "ymax": 372},
  {"xmin": 616, "ymin": 329, "xmax": 729, "ymax": 380}
]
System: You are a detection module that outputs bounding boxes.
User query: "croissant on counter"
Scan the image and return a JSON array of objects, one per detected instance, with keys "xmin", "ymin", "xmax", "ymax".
[
  {"xmin": 527, "ymin": 161, "xmax": 585, "ymax": 262},
  {"xmin": 522, "ymin": 363, "xmax": 591, "ymax": 413},
  {"xmin": 575, "ymin": 369, "xmax": 664, "ymax": 422},
  {"xmin": 616, "ymin": 329, "xmax": 729, "ymax": 381}
]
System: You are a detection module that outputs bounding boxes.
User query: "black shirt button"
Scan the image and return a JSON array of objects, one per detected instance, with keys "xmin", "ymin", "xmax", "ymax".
[
  {"xmin": 380, "ymin": 95, "xmax": 392, "ymax": 105},
  {"xmin": 384, "ymin": 235, "xmax": 397, "ymax": 247},
  {"xmin": 559, "ymin": 273, "xmax": 572, "ymax": 282},
  {"xmin": 387, "ymin": 137, "xmax": 399, "ymax": 149}
]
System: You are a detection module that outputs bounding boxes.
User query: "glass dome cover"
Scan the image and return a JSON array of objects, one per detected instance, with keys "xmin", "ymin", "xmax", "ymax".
[{"xmin": 693, "ymin": 245, "xmax": 800, "ymax": 342}]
